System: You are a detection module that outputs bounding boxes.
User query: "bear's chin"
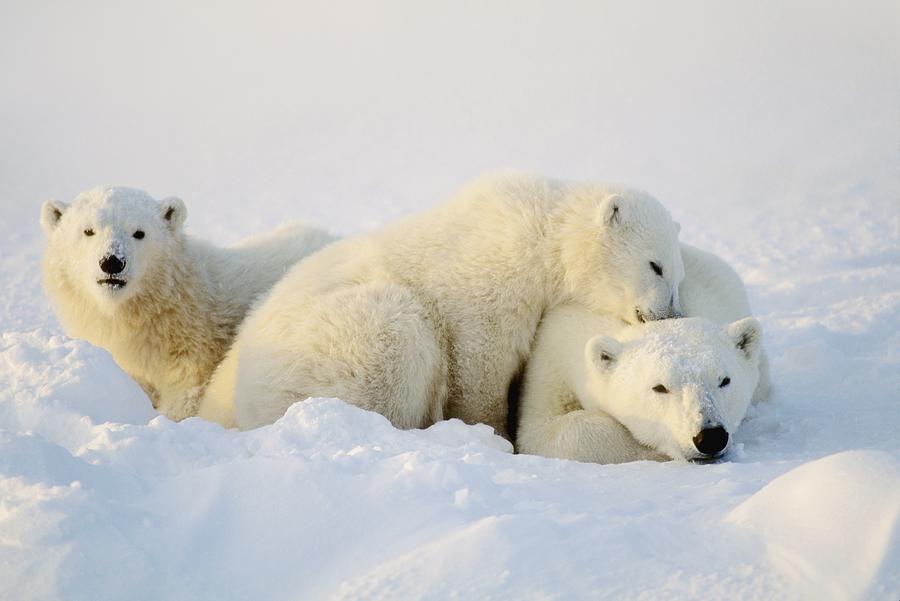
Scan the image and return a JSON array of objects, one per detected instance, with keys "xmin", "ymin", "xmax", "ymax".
[
  {"xmin": 650, "ymin": 442, "xmax": 725, "ymax": 464},
  {"xmin": 89, "ymin": 278, "xmax": 136, "ymax": 310}
]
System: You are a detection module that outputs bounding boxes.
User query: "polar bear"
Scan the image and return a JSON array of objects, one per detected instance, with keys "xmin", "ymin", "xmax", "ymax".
[
  {"xmin": 516, "ymin": 304, "xmax": 763, "ymax": 463},
  {"xmin": 199, "ymin": 172, "xmax": 685, "ymax": 435},
  {"xmin": 41, "ymin": 186, "xmax": 335, "ymax": 421}
]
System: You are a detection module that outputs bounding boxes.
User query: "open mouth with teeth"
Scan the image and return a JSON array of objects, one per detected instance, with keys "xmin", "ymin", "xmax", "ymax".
[{"xmin": 97, "ymin": 278, "xmax": 127, "ymax": 289}]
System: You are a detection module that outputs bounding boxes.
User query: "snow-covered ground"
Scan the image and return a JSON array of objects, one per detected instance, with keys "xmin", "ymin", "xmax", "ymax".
[{"xmin": 1, "ymin": 2, "xmax": 898, "ymax": 599}]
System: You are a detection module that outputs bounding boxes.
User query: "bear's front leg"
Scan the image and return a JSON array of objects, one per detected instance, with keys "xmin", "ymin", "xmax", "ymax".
[
  {"xmin": 518, "ymin": 409, "xmax": 668, "ymax": 464},
  {"xmin": 156, "ymin": 383, "xmax": 205, "ymax": 422}
]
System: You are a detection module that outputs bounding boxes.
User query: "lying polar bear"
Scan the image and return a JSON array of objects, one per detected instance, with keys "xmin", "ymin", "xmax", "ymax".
[
  {"xmin": 41, "ymin": 186, "xmax": 335, "ymax": 420},
  {"xmin": 516, "ymin": 305, "xmax": 764, "ymax": 463},
  {"xmin": 199, "ymin": 172, "xmax": 685, "ymax": 436},
  {"xmin": 517, "ymin": 242, "xmax": 769, "ymax": 463}
]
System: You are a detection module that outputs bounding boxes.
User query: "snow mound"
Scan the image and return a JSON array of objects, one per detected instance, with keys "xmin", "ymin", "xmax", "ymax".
[
  {"xmin": 0, "ymin": 399, "xmax": 517, "ymax": 601},
  {"xmin": 4, "ymin": 395, "xmax": 897, "ymax": 601},
  {"xmin": 0, "ymin": 330, "xmax": 155, "ymax": 450},
  {"xmin": 728, "ymin": 450, "xmax": 900, "ymax": 600}
]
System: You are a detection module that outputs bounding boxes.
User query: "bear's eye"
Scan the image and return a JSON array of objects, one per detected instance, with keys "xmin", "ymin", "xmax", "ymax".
[
  {"xmin": 719, "ymin": 377, "xmax": 731, "ymax": 388},
  {"xmin": 83, "ymin": 228, "xmax": 95, "ymax": 237},
  {"xmin": 652, "ymin": 384, "xmax": 669, "ymax": 393},
  {"xmin": 649, "ymin": 261, "xmax": 663, "ymax": 276},
  {"xmin": 133, "ymin": 230, "xmax": 145, "ymax": 239}
]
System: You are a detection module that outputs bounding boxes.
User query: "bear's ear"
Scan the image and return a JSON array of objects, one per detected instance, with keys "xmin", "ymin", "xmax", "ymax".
[
  {"xmin": 40, "ymin": 200, "xmax": 69, "ymax": 235},
  {"xmin": 598, "ymin": 194, "xmax": 629, "ymax": 228},
  {"xmin": 586, "ymin": 335, "xmax": 623, "ymax": 373},
  {"xmin": 725, "ymin": 317, "xmax": 763, "ymax": 362},
  {"xmin": 674, "ymin": 221, "xmax": 682, "ymax": 234},
  {"xmin": 160, "ymin": 196, "xmax": 187, "ymax": 231}
]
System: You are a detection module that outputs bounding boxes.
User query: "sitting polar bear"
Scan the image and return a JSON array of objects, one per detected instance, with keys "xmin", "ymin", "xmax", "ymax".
[
  {"xmin": 199, "ymin": 172, "xmax": 685, "ymax": 436},
  {"xmin": 516, "ymin": 305, "xmax": 764, "ymax": 463},
  {"xmin": 41, "ymin": 186, "xmax": 335, "ymax": 421}
]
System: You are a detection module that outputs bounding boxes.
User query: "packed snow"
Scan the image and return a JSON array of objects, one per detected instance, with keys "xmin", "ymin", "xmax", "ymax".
[{"xmin": 1, "ymin": 1, "xmax": 898, "ymax": 600}]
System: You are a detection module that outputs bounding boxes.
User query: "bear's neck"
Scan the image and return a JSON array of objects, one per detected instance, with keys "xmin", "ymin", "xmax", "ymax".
[
  {"xmin": 112, "ymin": 240, "xmax": 229, "ymax": 390},
  {"xmin": 126, "ymin": 242, "xmax": 210, "ymax": 325},
  {"xmin": 542, "ymin": 204, "xmax": 587, "ymax": 306},
  {"xmin": 149, "ymin": 245, "xmax": 226, "ymax": 332}
]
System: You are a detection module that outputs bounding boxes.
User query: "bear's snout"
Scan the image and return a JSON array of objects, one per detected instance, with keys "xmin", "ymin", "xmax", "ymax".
[
  {"xmin": 692, "ymin": 426, "xmax": 728, "ymax": 456},
  {"xmin": 100, "ymin": 254, "xmax": 126, "ymax": 275},
  {"xmin": 635, "ymin": 302, "xmax": 682, "ymax": 323}
]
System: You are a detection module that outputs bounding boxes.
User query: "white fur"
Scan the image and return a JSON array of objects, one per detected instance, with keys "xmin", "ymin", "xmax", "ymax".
[
  {"xmin": 41, "ymin": 186, "xmax": 335, "ymax": 421},
  {"xmin": 516, "ymin": 304, "xmax": 763, "ymax": 463},
  {"xmin": 679, "ymin": 243, "xmax": 771, "ymax": 402},
  {"xmin": 199, "ymin": 172, "xmax": 684, "ymax": 434}
]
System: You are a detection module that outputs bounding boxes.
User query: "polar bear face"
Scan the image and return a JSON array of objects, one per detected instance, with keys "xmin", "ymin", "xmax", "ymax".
[
  {"xmin": 584, "ymin": 317, "xmax": 762, "ymax": 461},
  {"xmin": 41, "ymin": 186, "xmax": 187, "ymax": 313},
  {"xmin": 559, "ymin": 189, "xmax": 684, "ymax": 324}
]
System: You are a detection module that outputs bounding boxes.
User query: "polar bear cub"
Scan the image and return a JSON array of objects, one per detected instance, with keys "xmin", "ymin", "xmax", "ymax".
[
  {"xmin": 516, "ymin": 304, "xmax": 763, "ymax": 463},
  {"xmin": 199, "ymin": 172, "xmax": 685, "ymax": 434},
  {"xmin": 41, "ymin": 186, "xmax": 335, "ymax": 421}
]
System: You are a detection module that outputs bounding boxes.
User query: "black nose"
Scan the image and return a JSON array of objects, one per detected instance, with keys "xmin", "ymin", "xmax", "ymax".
[
  {"xmin": 693, "ymin": 427, "xmax": 729, "ymax": 456},
  {"xmin": 100, "ymin": 255, "xmax": 126, "ymax": 275}
]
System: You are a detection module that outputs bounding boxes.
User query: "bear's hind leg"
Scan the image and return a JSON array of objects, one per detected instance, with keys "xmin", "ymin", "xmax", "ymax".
[{"xmin": 233, "ymin": 282, "xmax": 447, "ymax": 430}]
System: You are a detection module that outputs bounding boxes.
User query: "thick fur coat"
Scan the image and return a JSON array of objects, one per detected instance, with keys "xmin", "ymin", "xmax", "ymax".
[
  {"xmin": 516, "ymin": 305, "xmax": 763, "ymax": 463},
  {"xmin": 41, "ymin": 186, "xmax": 335, "ymax": 420},
  {"xmin": 199, "ymin": 173, "xmax": 685, "ymax": 435},
  {"xmin": 516, "ymin": 243, "xmax": 768, "ymax": 464}
]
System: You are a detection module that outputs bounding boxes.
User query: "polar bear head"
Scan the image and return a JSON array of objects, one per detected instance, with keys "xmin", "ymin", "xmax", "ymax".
[
  {"xmin": 41, "ymin": 186, "xmax": 187, "ymax": 314},
  {"xmin": 558, "ymin": 186, "xmax": 685, "ymax": 324},
  {"xmin": 584, "ymin": 317, "xmax": 762, "ymax": 461}
]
